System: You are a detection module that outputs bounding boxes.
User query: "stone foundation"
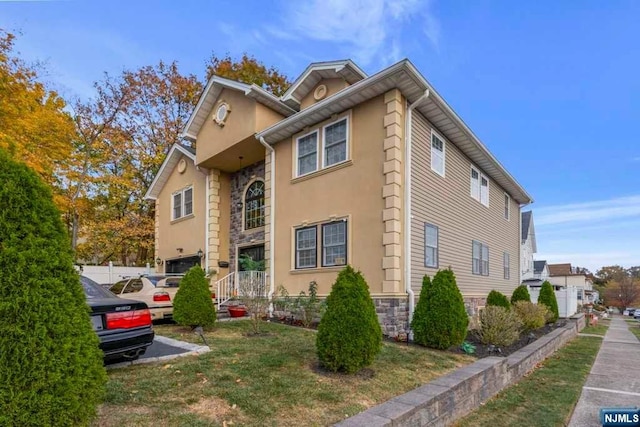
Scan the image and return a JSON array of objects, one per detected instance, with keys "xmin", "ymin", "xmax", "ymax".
[{"xmin": 374, "ymin": 297, "xmax": 410, "ymax": 338}]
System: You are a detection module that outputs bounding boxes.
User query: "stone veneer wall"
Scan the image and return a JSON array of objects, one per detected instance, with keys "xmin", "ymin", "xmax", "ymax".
[
  {"xmin": 229, "ymin": 160, "xmax": 265, "ymax": 273},
  {"xmin": 374, "ymin": 297, "xmax": 409, "ymax": 338}
]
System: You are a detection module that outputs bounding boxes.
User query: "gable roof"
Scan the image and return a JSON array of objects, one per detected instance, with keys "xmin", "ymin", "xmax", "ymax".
[
  {"xmin": 521, "ymin": 211, "xmax": 532, "ymax": 241},
  {"xmin": 182, "ymin": 75, "xmax": 296, "ymax": 142},
  {"xmin": 548, "ymin": 263, "xmax": 573, "ymax": 277},
  {"xmin": 533, "ymin": 260, "xmax": 547, "ymax": 275},
  {"xmin": 521, "ymin": 211, "xmax": 537, "ymax": 252},
  {"xmin": 256, "ymin": 59, "xmax": 533, "ymax": 205},
  {"xmin": 144, "ymin": 144, "xmax": 198, "ymax": 200},
  {"xmin": 280, "ymin": 60, "xmax": 367, "ymax": 109}
]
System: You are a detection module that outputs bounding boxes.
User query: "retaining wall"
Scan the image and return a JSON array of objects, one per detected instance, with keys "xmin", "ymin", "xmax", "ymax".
[{"xmin": 336, "ymin": 313, "xmax": 586, "ymax": 427}]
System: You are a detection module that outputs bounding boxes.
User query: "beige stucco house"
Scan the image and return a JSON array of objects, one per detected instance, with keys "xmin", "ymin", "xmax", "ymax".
[{"xmin": 145, "ymin": 59, "xmax": 533, "ymax": 336}]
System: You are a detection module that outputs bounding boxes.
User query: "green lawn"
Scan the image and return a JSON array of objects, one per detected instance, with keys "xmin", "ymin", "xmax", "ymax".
[
  {"xmin": 581, "ymin": 322, "xmax": 609, "ymax": 336},
  {"xmin": 454, "ymin": 336, "xmax": 602, "ymax": 427},
  {"xmin": 628, "ymin": 322, "xmax": 640, "ymax": 341},
  {"xmin": 97, "ymin": 321, "xmax": 472, "ymax": 426}
]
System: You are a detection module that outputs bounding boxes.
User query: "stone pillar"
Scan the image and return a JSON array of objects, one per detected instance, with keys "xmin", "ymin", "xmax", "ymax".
[
  {"xmin": 208, "ymin": 169, "xmax": 221, "ymax": 278},
  {"xmin": 382, "ymin": 89, "xmax": 404, "ymax": 293}
]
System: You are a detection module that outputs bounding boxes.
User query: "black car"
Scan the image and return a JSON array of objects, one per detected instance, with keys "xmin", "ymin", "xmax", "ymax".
[{"xmin": 81, "ymin": 276, "xmax": 155, "ymax": 361}]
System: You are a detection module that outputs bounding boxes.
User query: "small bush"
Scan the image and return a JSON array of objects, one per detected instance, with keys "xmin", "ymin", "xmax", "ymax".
[
  {"xmin": 411, "ymin": 269, "xmax": 469, "ymax": 350},
  {"xmin": 478, "ymin": 306, "xmax": 522, "ymax": 347},
  {"xmin": 173, "ymin": 267, "xmax": 216, "ymax": 328},
  {"xmin": 511, "ymin": 285, "xmax": 532, "ymax": 305},
  {"xmin": 295, "ymin": 281, "xmax": 325, "ymax": 328},
  {"xmin": 538, "ymin": 281, "xmax": 560, "ymax": 323},
  {"xmin": 486, "ymin": 290, "xmax": 511, "ymax": 310},
  {"xmin": 0, "ymin": 149, "xmax": 107, "ymax": 426},
  {"xmin": 316, "ymin": 266, "xmax": 382, "ymax": 373},
  {"xmin": 513, "ymin": 301, "xmax": 548, "ymax": 332}
]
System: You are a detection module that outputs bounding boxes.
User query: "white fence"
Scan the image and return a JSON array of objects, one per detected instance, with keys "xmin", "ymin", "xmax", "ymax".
[
  {"xmin": 529, "ymin": 286, "xmax": 578, "ymax": 318},
  {"xmin": 79, "ymin": 262, "xmax": 151, "ymax": 285}
]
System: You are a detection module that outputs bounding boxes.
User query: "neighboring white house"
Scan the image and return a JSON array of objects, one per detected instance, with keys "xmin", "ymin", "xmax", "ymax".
[
  {"xmin": 520, "ymin": 211, "xmax": 536, "ymax": 281},
  {"xmin": 533, "ymin": 260, "xmax": 550, "ymax": 281},
  {"xmin": 548, "ymin": 263, "xmax": 593, "ymax": 304}
]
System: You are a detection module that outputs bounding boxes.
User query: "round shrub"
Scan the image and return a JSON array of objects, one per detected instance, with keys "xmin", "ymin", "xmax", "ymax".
[
  {"xmin": 0, "ymin": 149, "xmax": 106, "ymax": 426},
  {"xmin": 486, "ymin": 290, "xmax": 511, "ymax": 310},
  {"xmin": 316, "ymin": 266, "xmax": 382, "ymax": 373},
  {"xmin": 479, "ymin": 306, "xmax": 522, "ymax": 347},
  {"xmin": 173, "ymin": 266, "xmax": 216, "ymax": 328},
  {"xmin": 513, "ymin": 300, "xmax": 548, "ymax": 332},
  {"xmin": 511, "ymin": 284, "xmax": 532, "ymax": 305},
  {"xmin": 538, "ymin": 281, "xmax": 560, "ymax": 323},
  {"xmin": 411, "ymin": 269, "xmax": 469, "ymax": 350}
]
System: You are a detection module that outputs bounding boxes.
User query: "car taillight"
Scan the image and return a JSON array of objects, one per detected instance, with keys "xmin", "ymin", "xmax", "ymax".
[
  {"xmin": 153, "ymin": 292, "xmax": 171, "ymax": 302},
  {"xmin": 105, "ymin": 309, "xmax": 152, "ymax": 329}
]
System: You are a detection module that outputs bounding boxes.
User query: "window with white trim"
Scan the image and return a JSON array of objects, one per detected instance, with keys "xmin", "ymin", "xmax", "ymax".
[
  {"xmin": 425, "ymin": 223, "xmax": 438, "ymax": 268},
  {"xmin": 295, "ymin": 227, "xmax": 317, "ymax": 269},
  {"xmin": 244, "ymin": 180, "xmax": 265, "ymax": 229},
  {"xmin": 470, "ymin": 166, "xmax": 489, "ymax": 207},
  {"xmin": 503, "ymin": 252, "xmax": 510, "ymax": 279},
  {"xmin": 322, "ymin": 221, "xmax": 347, "ymax": 267},
  {"xmin": 296, "ymin": 131, "xmax": 318, "ymax": 176},
  {"xmin": 431, "ymin": 132, "xmax": 445, "ymax": 177},
  {"xmin": 504, "ymin": 193, "xmax": 510, "ymax": 220},
  {"xmin": 172, "ymin": 187, "xmax": 193, "ymax": 220},
  {"xmin": 323, "ymin": 118, "xmax": 347, "ymax": 167},
  {"xmin": 472, "ymin": 240, "xmax": 489, "ymax": 276}
]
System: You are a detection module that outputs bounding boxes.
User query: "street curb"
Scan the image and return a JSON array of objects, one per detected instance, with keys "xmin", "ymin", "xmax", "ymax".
[{"xmin": 106, "ymin": 335, "xmax": 210, "ymax": 370}]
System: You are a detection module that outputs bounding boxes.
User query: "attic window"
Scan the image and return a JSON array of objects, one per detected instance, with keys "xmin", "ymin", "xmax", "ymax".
[{"xmin": 214, "ymin": 102, "xmax": 230, "ymax": 126}]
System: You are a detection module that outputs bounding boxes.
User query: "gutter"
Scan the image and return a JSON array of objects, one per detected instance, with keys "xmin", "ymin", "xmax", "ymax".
[
  {"xmin": 258, "ymin": 137, "xmax": 276, "ymax": 305},
  {"xmin": 405, "ymin": 90, "xmax": 430, "ymax": 335}
]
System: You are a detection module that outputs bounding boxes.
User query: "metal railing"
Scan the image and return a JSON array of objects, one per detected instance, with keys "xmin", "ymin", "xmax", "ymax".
[{"xmin": 215, "ymin": 270, "xmax": 267, "ymax": 309}]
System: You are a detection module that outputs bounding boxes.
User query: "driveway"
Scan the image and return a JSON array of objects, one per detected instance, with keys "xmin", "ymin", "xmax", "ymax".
[{"xmin": 106, "ymin": 335, "xmax": 210, "ymax": 368}]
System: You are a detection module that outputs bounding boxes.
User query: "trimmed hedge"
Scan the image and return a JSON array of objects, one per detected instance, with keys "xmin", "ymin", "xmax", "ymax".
[
  {"xmin": 316, "ymin": 266, "xmax": 382, "ymax": 373},
  {"xmin": 486, "ymin": 290, "xmax": 511, "ymax": 310},
  {"xmin": 173, "ymin": 266, "xmax": 216, "ymax": 328},
  {"xmin": 511, "ymin": 284, "xmax": 532, "ymax": 305},
  {"xmin": 0, "ymin": 149, "xmax": 106, "ymax": 426},
  {"xmin": 411, "ymin": 269, "xmax": 469, "ymax": 350},
  {"xmin": 538, "ymin": 281, "xmax": 560, "ymax": 323}
]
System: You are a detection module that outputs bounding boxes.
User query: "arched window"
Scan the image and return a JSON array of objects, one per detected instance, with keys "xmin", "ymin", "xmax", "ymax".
[{"xmin": 244, "ymin": 180, "xmax": 265, "ymax": 229}]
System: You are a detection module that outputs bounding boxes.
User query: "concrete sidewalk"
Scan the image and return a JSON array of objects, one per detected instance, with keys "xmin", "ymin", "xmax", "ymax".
[{"xmin": 569, "ymin": 316, "xmax": 640, "ymax": 427}]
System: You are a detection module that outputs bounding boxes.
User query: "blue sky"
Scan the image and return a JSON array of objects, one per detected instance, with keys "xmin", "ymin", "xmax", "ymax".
[{"xmin": 2, "ymin": 0, "xmax": 639, "ymax": 272}]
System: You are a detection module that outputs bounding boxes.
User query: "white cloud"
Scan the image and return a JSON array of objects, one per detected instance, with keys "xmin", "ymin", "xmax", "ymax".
[
  {"xmin": 535, "ymin": 195, "xmax": 640, "ymax": 226},
  {"xmin": 273, "ymin": 0, "xmax": 440, "ymax": 67}
]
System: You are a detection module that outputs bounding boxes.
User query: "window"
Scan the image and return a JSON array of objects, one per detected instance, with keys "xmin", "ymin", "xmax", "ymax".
[
  {"xmin": 323, "ymin": 118, "xmax": 348, "ymax": 167},
  {"xmin": 470, "ymin": 167, "xmax": 480, "ymax": 200},
  {"xmin": 123, "ymin": 279, "xmax": 143, "ymax": 294},
  {"xmin": 244, "ymin": 180, "xmax": 265, "ymax": 229},
  {"xmin": 470, "ymin": 166, "xmax": 489, "ymax": 207},
  {"xmin": 472, "ymin": 240, "xmax": 489, "ymax": 276},
  {"xmin": 504, "ymin": 193, "xmax": 510, "ymax": 220},
  {"xmin": 322, "ymin": 221, "xmax": 347, "ymax": 267},
  {"xmin": 480, "ymin": 176, "xmax": 489, "ymax": 207},
  {"xmin": 295, "ymin": 227, "xmax": 317, "ymax": 269},
  {"xmin": 431, "ymin": 131, "xmax": 445, "ymax": 177},
  {"xmin": 296, "ymin": 131, "xmax": 318, "ymax": 176},
  {"xmin": 503, "ymin": 252, "xmax": 510, "ymax": 279},
  {"xmin": 425, "ymin": 223, "xmax": 439, "ymax": 268},
  {"xmin": 172, "ymin": 187, "xmax": 193, "ymax": 220}
]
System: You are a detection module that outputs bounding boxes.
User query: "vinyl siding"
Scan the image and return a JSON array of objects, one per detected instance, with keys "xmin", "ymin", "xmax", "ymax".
[{"xmin": 410, "ymin": 112, "xmax": 520, "ymax": 298}]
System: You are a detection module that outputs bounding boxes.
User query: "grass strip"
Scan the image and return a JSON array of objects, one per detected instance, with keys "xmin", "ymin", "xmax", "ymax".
[
  {"xmin": 581, "ymin": 322, "xmax": 609, "ymax": 336},
  {"xmin": 454, "ymin": 336, "xmax": 602, "ymax": 427},
  {"xmin": 628, "ymin": 322, "xmax": 640, "ymax": 341}
]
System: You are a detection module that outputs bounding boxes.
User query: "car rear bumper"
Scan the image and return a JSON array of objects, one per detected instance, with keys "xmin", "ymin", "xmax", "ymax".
[
  {"xmin": 149, "ymin": 305, "xmax": 173, "ymax": 321},
  {"xmin": 98, "ymin": 327, "xmax": 155, "ymax": 360}
]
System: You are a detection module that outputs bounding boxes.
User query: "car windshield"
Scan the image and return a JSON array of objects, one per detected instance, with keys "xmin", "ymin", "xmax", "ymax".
[{"xmin": 81, "ymin": 276, "xmax": 115, "ymax": 299}]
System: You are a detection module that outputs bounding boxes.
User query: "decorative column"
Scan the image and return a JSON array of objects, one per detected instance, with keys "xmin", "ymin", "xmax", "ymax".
[
  {"xmin": 154, "ymin": 199, "xmax": 160, "ymax": 273},
  {"xmin": 382, "ymin": 89, "xmax": 404, "ymax": 293},
  {"xmin": 208, "ymin": 169, "xmax": 221, "ymax": 278},
  {"xmin": 263, "ymin": 149, "xmax": 272, "ymax": 279}
]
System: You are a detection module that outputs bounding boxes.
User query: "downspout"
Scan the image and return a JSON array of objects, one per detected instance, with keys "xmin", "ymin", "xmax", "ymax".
[
  {"xmin": 259, "ymin": 137, "xmax": 276, "ymax": 303},
  {"xmin": 405, "ymin": 90, "xmax": 430, "ymax": 333},
  {"xmin": 205, "ymin": 173, "xmax": 210, "ymax": 273}
]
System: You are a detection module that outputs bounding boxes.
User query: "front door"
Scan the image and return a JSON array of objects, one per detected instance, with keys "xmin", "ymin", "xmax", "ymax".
[{"xmin": 237, "ymin": 245, "xmax": 265, "ymax": 271}]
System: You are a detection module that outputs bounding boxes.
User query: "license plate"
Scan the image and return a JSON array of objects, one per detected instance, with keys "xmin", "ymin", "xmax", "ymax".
[{"xmin": 91, "ymin": 315, "xmax": 103, "ymax": 331}]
